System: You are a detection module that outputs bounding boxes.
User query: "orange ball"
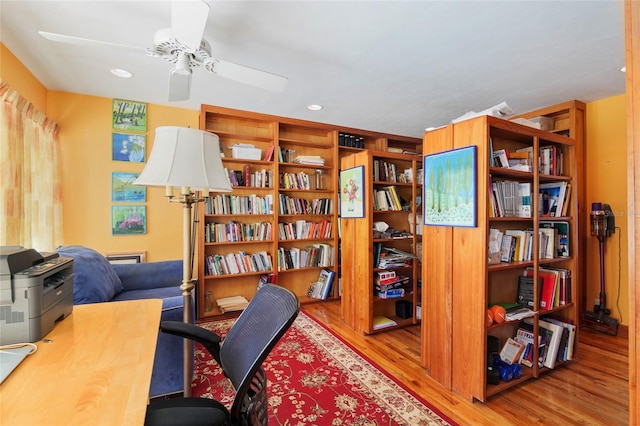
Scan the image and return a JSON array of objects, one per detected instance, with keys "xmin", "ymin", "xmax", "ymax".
[
  {"xmin": 486, "ymin": 309, "xmax": 495, "ymax": 327},
  {"xmin": 491, "ymin": 305, "xmax": 506, "ymax": 323}
]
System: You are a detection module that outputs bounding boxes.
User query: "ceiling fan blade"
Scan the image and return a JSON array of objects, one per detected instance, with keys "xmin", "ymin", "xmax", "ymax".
[
  {"xmin": 168, "ymin": 69, "xmax": 192, "ymax": 102},
  {"xmin": 171, "ymin": 0, "xmax": 209, "ymax": 52},
  {"xmin": 206, "ymin": 58, "xmax": 288, "ymax": 93},
  {"xmin": 38, "ymin": 31, "xmax": 146, "ymax": 52}
]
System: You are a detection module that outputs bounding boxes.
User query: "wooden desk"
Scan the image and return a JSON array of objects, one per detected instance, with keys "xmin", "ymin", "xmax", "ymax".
[{"xmin": 0, "ymin": 299, "xmax": 162, "ymax": 425}]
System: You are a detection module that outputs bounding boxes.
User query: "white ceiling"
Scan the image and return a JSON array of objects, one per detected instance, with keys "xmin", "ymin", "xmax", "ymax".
[{"xmin": 0, "ymin": 1, "xmax": 626, "ymax": 138}]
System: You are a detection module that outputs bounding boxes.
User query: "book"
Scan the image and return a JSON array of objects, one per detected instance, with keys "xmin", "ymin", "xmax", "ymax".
[
  {"xmin": 540, "ymin": 221, "xmax": 570, "ymax": 257},
  {"xmin": 538, "ymin": 227, "xmax": 557, "ymax": 259},
  {"xmin": 517, "ymin": 275, "xmax": 537, "ymax": 307},
  {"xmin": 307, "ymin": 280, "xmax": 325, "ymax": 299},
  {"xmin": 372, "ymin": 315, "xmax": 397, "ymax": 330},
  {"xmin": 524, "ymin": 267, "xmax": 557, "ymax": 310},
  {"xmin": 317, "ymin": 268, "xmax": 335, "ymax": 300},
  {"xmin": 263, "ymin": 145, "xmax": 275, "ymax": 161},
  {"xmin": 538, "ymin": 319, "xmax": 565, "ymax": 368},
  {"xmin": 539, "ymin": 182, "xmax": 567, "ymax": 217},
  {"xmin": 500, "ymin": 337, "xmax": 525, "ymax": 365},
  {"xmin": 492, "ymin": 149, "xmax": 509, "ymax": 168},
  {"xmin": 500, "ymin": 235, "xmax": 513, "ymax": 262}
]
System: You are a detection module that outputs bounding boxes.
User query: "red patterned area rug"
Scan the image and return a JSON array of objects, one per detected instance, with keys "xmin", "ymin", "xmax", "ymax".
[{"xmin": 192, "ymin": 311, "xmax": 455, "ymax": 425}]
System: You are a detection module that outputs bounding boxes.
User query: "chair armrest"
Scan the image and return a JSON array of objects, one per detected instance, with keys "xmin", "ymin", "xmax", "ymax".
[
  {"xmin": 112, "ymin": 260, "xmax": 182, "ymax": 291},
  {"xmin": 160, "ymin": 320, "xmax": 222, "ymax": 364}
]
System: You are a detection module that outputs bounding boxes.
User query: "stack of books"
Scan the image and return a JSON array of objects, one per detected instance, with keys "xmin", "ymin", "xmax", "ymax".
[
  {"xmin": 293, "ymin": 155, "xmax": 325, "ymax": 166},
  {"xmin": 216, "ymin": 295, "xmax": 249, "ymax": 313}
]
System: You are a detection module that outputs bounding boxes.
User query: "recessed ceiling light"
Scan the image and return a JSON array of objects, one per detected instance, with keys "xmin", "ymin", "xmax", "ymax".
[
  {"xmin": 621, "ymin": 66, "xmax": 626, "ymax": 73},
  {"xmin": 110, "ymin": 68, "xmax": 133, "ymax": 78},
  {"xmin": 307, "ymin": 104, "xmax": 323, "ymax": 111}
]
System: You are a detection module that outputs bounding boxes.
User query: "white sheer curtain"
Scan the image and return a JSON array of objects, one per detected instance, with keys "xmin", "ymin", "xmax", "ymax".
[{"xmin": 0, "ymin": 83, "xmax": 63, "ymax": 252}]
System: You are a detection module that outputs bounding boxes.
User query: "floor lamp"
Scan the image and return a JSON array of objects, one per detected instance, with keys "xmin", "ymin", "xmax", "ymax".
[{"xmin": 135, "ymin": 126, "xmax": 231, "ymax": 397}]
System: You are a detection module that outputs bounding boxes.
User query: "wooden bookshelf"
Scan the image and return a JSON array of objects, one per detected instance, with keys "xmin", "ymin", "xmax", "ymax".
[
  {"xmin": 197, "ymin": 105, "xmax": 421, "ymax": 319},
  {"xmin": 340, "ymin": 150, "xmax": 423, "ymax": 334},
  {"xmin": 421, "ymin": 115, "xmax": 579, "ymax": 401}
]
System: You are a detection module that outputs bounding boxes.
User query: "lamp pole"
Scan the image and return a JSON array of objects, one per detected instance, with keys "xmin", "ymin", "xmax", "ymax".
[{"xmin": 172, "ymin": 186, "xmax": 199, "ymax": 398}]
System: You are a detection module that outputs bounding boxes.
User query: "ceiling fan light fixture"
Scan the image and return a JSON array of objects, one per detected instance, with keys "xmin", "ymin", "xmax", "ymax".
[{"xmin": 110, "ymin": 68, "xmax": 133, "ymax": 78}]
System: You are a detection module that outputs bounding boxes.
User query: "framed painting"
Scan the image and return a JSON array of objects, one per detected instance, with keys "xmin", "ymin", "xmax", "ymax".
[
  {"xmin": 112, "ymin": 172, "xmax": 146, "ymax": 202},
  {"xmin": 112, "ymin": 133, "xmax": 146, "ymax": 162},
  {"xmin": 112, "ymin": 205, "xmax": 146, "ymax": 235},
  {"xmin": 423, "ymin": 145, "xmax": 477, "ymax": 227},
  {"xmin": 105, "ymin": 251, "xmax": 146, "ymax": 264},
  {"xmin": 112, "ymin": 99, "xmax": 147, "ymax": 132},
  {"xmin": 340, "ymin": 166, "xmax": 365, "ymax": 218}
]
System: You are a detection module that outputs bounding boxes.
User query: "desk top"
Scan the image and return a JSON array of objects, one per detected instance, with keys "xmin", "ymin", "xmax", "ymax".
[{"xmin": 0, "ymin": 299, "xmax": 162, "ymax": 426}]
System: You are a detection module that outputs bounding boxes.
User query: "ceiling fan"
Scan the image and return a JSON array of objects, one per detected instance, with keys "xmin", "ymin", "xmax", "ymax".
[{"xmin": 38, "ymin": 1, "xmax": 288, "ymax": 101}]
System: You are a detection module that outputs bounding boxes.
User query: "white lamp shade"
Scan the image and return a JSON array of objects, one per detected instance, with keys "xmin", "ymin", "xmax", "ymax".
[{"xmin": 135, "ymin": 126, "xmax": 232, "ymax": 192}]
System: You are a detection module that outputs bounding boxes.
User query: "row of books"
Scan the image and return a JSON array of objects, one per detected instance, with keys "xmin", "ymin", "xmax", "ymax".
[
  {"xmin": 491, "ymin": 145, "xmax": 564, "ymax": 176},
  {"xmin": 499, "ymin": 316, "xmax": 575, "ymax": 370},
  {"xmin": 521, "ymin": 317, "xmax": 575, "ymax": 368},
  {"xmin": 338, "ymin": 132, "xmax": 366, "ymax": 148},
  {"xmin": 489, "ymin": 178, "xmax": 531, "ymax": 218},
  {"xmin": 374, "ymin": 185, "xmax": 405, "ymax": 211},
  {"xmin": 523, "ymin": 266, "xmax": 572, "ymax": 309},
  {"xmin": 204, "ymin": 221, "xmax": 273, "ymax": 243},
  {"xmin": 205, "ymin": 194, "xmax": 274, "ymax": 215},
  {"xmin": 492, "ymin": 147, "xmax": 532, "ymax": 172},
  {"xmin": 539, "ymin": 181, "xmax": 571, "ymax": 217},
  {"xmin": 278, "ymin": 195, "xmax": 333, "ymax": 215},
  {"xmin": 277, "ymin": 219, "xmax": 332, "ymax": 241},
  {"xmin": 279, "ymin": 171, "xmax": 316, "ymax": 190},
  {"xmin": 225, "ymin": 167, "xmax": 273, "ymax": 188},
  {"xmin": 373, "ymin": 160, "xmax": 406, "ymax": 183},
  {"xmin": 276, "ymin": 243, "xmax": 334, "ymax": 270},
  {"xmin": 204, "ymin": 250, "xmax": 273, "ymax": 276},
  {"xmin": 307, "ymin": 268, "xmax": 336, "ymax": 300},
  {"xmin": 489, "ymin": 222, "xmax": 570, "ymax": 264}
]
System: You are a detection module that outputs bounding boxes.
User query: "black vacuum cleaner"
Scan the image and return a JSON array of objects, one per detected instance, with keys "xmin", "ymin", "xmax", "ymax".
[{"xmin": 583, "ymin": 202, "xmax": 619, "ymax": 336}]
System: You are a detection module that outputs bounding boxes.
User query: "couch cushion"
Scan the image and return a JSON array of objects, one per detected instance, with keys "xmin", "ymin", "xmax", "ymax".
[{"xmin": 56, "ymin": 245, "xmax": 123, "ymax": 304}]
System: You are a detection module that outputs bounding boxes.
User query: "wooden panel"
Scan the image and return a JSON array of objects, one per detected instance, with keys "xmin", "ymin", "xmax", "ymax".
[
  {"xmin": 625, "ymin": 1, "xmax": 639, "ymax": 423},
  {"xmin": 450, "ymin": 117, "xmax": 490, "ymax": 401},
  {"xmin": 421, "ymin": 125, "xmax": 454, "ymax": 388},
  {"xmin": 340, "ymin": 152, "xmax": 359, "ymax": 329}
]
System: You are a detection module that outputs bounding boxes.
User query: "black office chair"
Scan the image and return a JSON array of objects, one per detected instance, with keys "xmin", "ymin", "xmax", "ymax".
[{"xmin": 145, "ymin": 284, "xmax": 300, "ymax": 426}]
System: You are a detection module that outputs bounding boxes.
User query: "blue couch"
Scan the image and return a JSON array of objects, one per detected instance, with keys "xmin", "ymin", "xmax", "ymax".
[{"xmin": 56, "ymin": 245, "xmax": 189, "ymax": 398}]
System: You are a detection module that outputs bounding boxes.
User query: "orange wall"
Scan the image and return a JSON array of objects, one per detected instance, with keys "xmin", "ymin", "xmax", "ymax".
[
  {"xmin": 46, "ymin": 92, "xmax": 199, "ymax": 262},
  {"xmin": 586, "ymin": 94, "xmax": 629, "ymax": 325},
  {"xmin": 0, "ymin": 44, "xmax": 48, "ymax": 112}
]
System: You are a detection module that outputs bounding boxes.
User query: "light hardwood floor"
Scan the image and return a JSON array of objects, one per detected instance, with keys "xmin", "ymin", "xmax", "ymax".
[{"xmin": 303, "ymin": 300, "xmax": 629, "ymax": 426}]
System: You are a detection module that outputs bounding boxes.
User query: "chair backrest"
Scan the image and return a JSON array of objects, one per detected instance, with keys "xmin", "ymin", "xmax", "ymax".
[{"xmin": 221, "ymin": 284, "xmax": 299, "ymax": 423}]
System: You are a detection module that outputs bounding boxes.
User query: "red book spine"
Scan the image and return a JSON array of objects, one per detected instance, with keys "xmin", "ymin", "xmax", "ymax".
[{"xmin": 243, "ymin": 164, "xmax": 251, "ymax": 187}]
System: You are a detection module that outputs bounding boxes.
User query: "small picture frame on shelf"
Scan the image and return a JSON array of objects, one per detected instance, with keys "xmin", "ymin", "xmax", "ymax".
[
  {"xmin": 423, "ymin": 145, "xmax": 477, "ymax": 227},
  {"xmin": 340, "ymin": 166, "xmax": 365, "ymax": 218}
]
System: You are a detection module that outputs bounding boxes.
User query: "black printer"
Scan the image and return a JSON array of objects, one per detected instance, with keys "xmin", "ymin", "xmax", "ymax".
[{"xmin": 0, "ymin": 246, "xmax": 74, "ymax": 345}]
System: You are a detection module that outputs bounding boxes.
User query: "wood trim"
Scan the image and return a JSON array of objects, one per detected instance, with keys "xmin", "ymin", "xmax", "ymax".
[{"xmin": 625, "ymin": 1, "xmax": 639, "ymax": 424}]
